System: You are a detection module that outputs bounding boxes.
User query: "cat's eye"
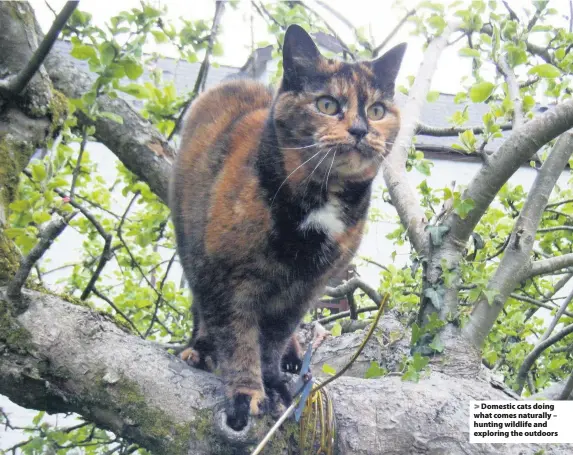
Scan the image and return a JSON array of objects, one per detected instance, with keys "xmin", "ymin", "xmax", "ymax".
[
  {"xmin": 316, "ymin": 96, "xmax": 340, "ymax": 116},
  {"xmin": 367, "ymin": 103, "xmax": 386, "ymax": 121}
]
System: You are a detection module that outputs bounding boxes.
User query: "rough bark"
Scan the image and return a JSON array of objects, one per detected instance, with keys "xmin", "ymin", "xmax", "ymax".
[
  {"xmin": 0, "ymin": 2, "xmax": 65, "ymax": 286},
  {"xmin": 2, "ymin": 289, "xmax": 571, "ymax": 455}
]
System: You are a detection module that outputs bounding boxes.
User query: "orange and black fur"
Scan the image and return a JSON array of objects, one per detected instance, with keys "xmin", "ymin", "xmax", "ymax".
[{"xmin": 170, "ymin": 25, "xmax": 406, "ymax": 431}]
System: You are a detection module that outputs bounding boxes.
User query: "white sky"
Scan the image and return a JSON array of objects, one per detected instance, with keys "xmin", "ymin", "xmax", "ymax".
[{"xmin": 29, "ymin": 0, "xmax": 572, "ymax": 94}]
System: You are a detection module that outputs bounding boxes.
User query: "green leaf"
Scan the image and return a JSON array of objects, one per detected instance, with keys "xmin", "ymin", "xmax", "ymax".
[
  {"xmin": 9, "ymin": 200, "xmax": 29, "ymax": 212},
  {"xmin": 426, "ymin": 91, "xmax": 440, "ymax": 102},
  {"xmin": 118, "ymin": 84, "xmax": 150, "ymax": 99},
  {"xmin": 330, "ymin": 322, "xmax": 342, "ymax": 337},
  {"xmin": 322, "ymin": 363, "xmax": 336, "ymax": 376},
  {"xmin": 151, "ymin": 30, "xmax": 168, "ymax": 43},
  {"xmin": 31, "ymin": 162, "xmax": 47, "ymax": 182},
  {"xmin": 365, "ymin": 361, "xmax": 386, "ymax": 379},
  {"xmin": 469, "ymin": 82, "xmax": 495, "ymax": 103},
  {"xmin": 123, "ymin": 60, "xmax": 143, "ymax": 80},
  {"xmin": 528, "ymin": 63, "xmax": 561, "ymax": 79},
  {"xmin": 32, "ymin": 211, "xmax": 52, "ymax": 224},
  {"xmin": 99, "ymin": 42, "xmax": 116, "ymax": 66},
  {"xmin": 458, "ymin": 48, "xmax": 480, "ymax": 58},
  {"xmin": 429, "ymin": 334, "xmax": 445, "ymax": 353},
  {"xmin": 71, "ymin": 43, "xmax": 97, "ymax": 61},
  {"xmin": 411, "ymin": 352, "xmax": 430, "ymax": 371},
  {"xmin": 99, "ymin": 111, "xmax": 124, "ymax": 124},
  {"xmin": 424, "ymin": 224, "xmax": 450, "ymax": 246},
  {"xmin": 453, "ymin": 196, "xmax": 475, "ymax": 219},
  {"xmin": 212, "ymin": 42, "xmax": 224, "ymax": 57}
]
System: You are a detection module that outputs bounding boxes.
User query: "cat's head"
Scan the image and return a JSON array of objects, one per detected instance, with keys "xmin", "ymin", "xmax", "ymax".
[{"xmin": 272, "ymin": 24, "xmax": 406, "ymax": 187}]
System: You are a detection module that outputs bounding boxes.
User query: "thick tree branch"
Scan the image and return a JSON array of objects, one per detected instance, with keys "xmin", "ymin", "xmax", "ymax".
[
  {"xmin": 528, "ymin": 253, "xmax": 573, "ymax": 279},
  {"xmin": 2, "ymin": 288, "xmax": 567, "ymax": 455},
  {"xmin": 44, "ymin": 52, "xmax": 174, "ymax": 204},
  {"xmin": 0, "ymin": 1, "xmax": 77, "ymax": 96},
  {"xmin": 446, "ymin": 101, "xmax": 573, "ymax": 247},
  {"xmin": 463, "ymin": 131, "xmax": 573, "ymax": 347},
  {"xmin": 382, "ymin": 22, "xmax": 458, "ymax": 255}
]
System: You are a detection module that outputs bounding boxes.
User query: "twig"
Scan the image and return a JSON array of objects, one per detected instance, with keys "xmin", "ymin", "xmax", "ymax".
[
  {"xmin": 416, "ymin": 122, "xmax": 513, "ymax": 137},
  {"xmin": 510, "ymin": 293, "xmax": 573, "ymax": 319},
  {"xmin": 540, "ymin": 287, "xmax": 573, "ymax": 342},
  {"xmin": 0, "ymin": 1, "xmax": 78, "ymax": 96},
  {"xmin": 538, "ymin": 226, "xmax": 573, "ymax": 233},
  {"xmin": 313, "ymin": 0, "xmax": 372, "ymax": 53},
  {"xmin": 515, "ymin": 322, "xmax": 573, "ymax": 394},
  {"xmin": 372, "ymin": 9, "xmax": 415, "ymax": 57},
  {"xmin": 497, "ymin": 55, "xmax": 524, "ymax": 129},
  {"xmin": 168, "ymin": 0, "xmax": 226, "ymax": 141},
  {"xmin": 324, "ymin": 277, "xmax": 382, "ymax": 307},
  {"xmin": 317, "ymin": 305, "xmax": 378, "ymax": 325},
  {"xmin": 570, "ymin": 0, "xmax": 573, "ymax": 34},
  {"xmin": 144, "ymin": 252, "xmax": 177, "ymax": 338},
  {"xmin": 53, "ymin": 188, "xmax": 113, "ymax": 300},
  {"xmin": 301, "ymin": 2, "xmax": 356, "ymax": 59},
  {"xmin": 70, "ymin": 127, "xmax": 88, "ymax": 198},
  {"xmin": 6, "ymin": 212, "xmax": 76, "ymax": 299},
  {"xmin": 92, "ymin": 288, "xmax": 143, "ymax": 337},
  {"xmin": 546, "ymin": 198, "xmax": 573, "ymax": 209}
]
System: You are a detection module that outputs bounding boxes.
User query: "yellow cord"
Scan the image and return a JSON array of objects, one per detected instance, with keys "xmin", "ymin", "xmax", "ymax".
[{"xmin": 297, "ymin": 293, "xmax": 390, "ymax": 454}]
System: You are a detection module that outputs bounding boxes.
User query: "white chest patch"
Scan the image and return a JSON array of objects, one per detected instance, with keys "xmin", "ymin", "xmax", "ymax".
[{"xmin": 299, "ymin": 200, "xmax": 345, "ymax": 238}]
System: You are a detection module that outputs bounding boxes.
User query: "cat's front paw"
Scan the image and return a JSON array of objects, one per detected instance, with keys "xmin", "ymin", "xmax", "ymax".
[
  {"xmin": 225, "ymin": 388, "xmax": 267, "ymax": 431},
  {"xmin": 180, "ymin": 340, "xmax": 216, "ymax": 371},
  {"xmin": 264, "ymin": 372, "xmax": 293, "ymax": 408},
  {"xmin": 281, "ymin": 350, "xmax": 303, "ymax": 374}
]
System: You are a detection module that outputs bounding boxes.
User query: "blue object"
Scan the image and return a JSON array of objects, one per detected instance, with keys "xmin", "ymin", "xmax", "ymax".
[{"xmin": 292, "ymin": 343, "xmax": 314, "ymax": 421}]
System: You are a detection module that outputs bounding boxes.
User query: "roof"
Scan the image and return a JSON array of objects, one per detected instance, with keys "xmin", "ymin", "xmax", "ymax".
[{"xmin": 51, "ymin": 40, "xmax": 548, "ymax": 159}]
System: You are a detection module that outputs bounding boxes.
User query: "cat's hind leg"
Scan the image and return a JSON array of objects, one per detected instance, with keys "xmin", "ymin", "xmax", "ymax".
[{"xmin": 180, "ymin": 301, "xmax": 217, "ymax": 371}]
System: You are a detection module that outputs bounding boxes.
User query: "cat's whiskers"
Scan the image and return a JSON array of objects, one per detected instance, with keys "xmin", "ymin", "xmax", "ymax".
[
  {"xmin": 322, "ymin": 150, "xmax": 337, "ymax": 197},
  {"xmin": 302, "ymin": 147, "xmax": 332, "ymax": 194},
  {"xmin": 270, "ymin": 148, "xmax": 325, "ymax": 207}
]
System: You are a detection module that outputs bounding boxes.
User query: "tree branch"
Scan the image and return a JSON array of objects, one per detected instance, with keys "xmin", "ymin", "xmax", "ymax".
[
  {"xmin": 497, "ymin": 54, "xmax": 524, "ymax": 129},
  {"xmin": 45, "ymin": 52, "xmax": 174, "ymax": 204},
  {"xmin": 463, "ymin": 130, "xmax": 573, "ymax": 347},
  {"xmin": 528, "ymin": 253, "xmax": 573, "ymax": 279},
  {"xmin": 371, "ymin": 8, "xmax": 415, "ymax": 57},
  {"xmin": 416, "ymin": 121, "xmax": 512, "ymax": 137},
  {"xmin": 539, "ymin": 287, "xmax": 573, "ymax": 342},
  {"xmin": 382, "ymin": 21, "xmax": 458, "ymax": 255},
  {"xmin": 6, "ymin": 212, "xmax": 75, "ymax": 300},
  {"xmin": 324, "ymin": 277, "xmax": 382, "ymax": 306},
  {"xmin": 514, "ymin": 322, "xmax": 573, "ymax": 394},
  {"xmin": 0, "ymin": 1, "xmax": 77, "ymax": 97},
  {"xmin": 1, "ymin": 288, "xmax": 545, "ymax": 454},
  {"xmin": 446, "ymin": 100, "xmax": 573, "ymax": 247}
]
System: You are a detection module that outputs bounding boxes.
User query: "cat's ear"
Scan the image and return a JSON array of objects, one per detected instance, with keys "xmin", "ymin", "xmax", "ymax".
[
  {"xmin": 282, "ymin": 24, "xmax": 322, "ymax": 87},
  {"xmin": 370, "ymin": 43, "xmax": 407, "ymax": 91}
]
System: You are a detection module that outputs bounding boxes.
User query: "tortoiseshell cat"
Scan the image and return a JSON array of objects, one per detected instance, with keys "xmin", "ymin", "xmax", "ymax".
[{"xmin": 170, "ymin": 24, "xmax": 406, "ymax": 431}]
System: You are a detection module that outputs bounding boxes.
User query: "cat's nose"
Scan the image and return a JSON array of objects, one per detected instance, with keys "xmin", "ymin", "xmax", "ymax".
[{"xmin": 348, "ymin": 125, "xmax": 368, "ymax": 142}]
